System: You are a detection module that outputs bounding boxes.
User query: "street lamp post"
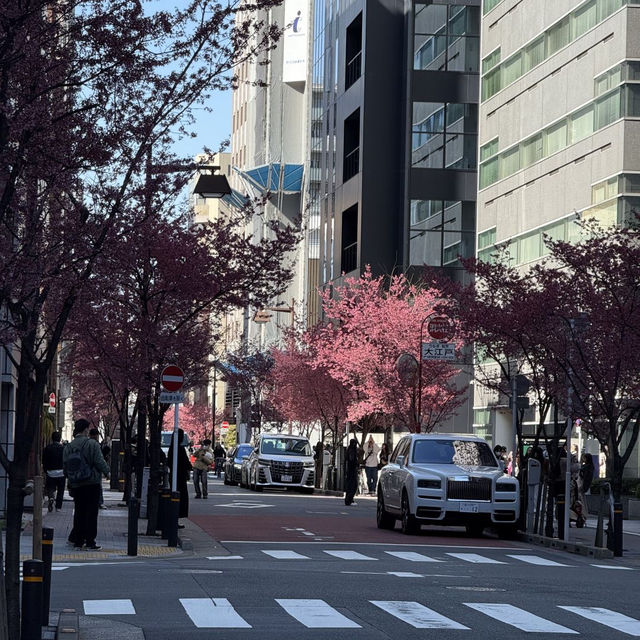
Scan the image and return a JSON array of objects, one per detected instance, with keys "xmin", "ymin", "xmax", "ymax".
[{"xmin": 416, "ymin": 314, "xmax": 432, "ymax": 433}]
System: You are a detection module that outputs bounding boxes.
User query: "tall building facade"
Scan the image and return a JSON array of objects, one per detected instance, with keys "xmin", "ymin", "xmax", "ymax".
[{"xmin": 476, "ymin": 0, "xmax": 640, "ymax": 452}]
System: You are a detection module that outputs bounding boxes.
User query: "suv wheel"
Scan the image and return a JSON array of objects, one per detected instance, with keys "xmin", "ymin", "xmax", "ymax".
[
  {"xmin": 376, "ymin": 491, "xmax": 395, "ymax": 530},
  {"xmin": 401, "ymin": 492, "xmax": 419, "ymax": 535}
]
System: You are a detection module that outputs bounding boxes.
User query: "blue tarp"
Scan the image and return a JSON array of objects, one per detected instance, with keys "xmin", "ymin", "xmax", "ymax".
[{"xmin": 222, "ymin": 188, "xmax": 249, "ymax": 210}]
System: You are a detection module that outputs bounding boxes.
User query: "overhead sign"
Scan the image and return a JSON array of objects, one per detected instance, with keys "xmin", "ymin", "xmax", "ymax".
[
  {"xmin": 161, "ymin": 365, "xmax": 184, "ymax": 392},
  {"xmin": 422, "ymin": 341, "xmax": 456, "ymax": 361},
  {"xmin": 427, "ymin": 316, "xmax": 455, "ymax": 342},
  {"xmin": 282, "ymin": 0, "xmax": 307, "ymax": 83},
  {"xmin": 159, "ymin": 392, "xmax": 184, "ymax": 404}
]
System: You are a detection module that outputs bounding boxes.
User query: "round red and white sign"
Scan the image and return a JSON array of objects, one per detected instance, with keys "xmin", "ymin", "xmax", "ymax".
[
  {"xmin": 161, "ymin": 365, "xmax": 184, "ymax": 392},
  {"xmin": 427, "ymin": 316, "xmax": 455, "ymax": 342}
]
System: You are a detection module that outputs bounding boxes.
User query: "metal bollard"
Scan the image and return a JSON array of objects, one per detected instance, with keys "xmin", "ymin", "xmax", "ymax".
[
  {"xmin": 159, "ymin": 489, "xmax": 170, "ymax": 539},
  {"xmin": 595, "ymin": 493, "xmax": 605, "ymax": 548},
  {"xmin": 613, "ymin": 501, "xmax": 623, "ymax": 557},
  {"xmin": 41, "ymin": 527, "xmax": 54, "ymax": 625},
  {"xmin": 127, "ymin": 497, "xmax": 140, "ymax": 556},
  {"xmin": 21, "ymin": 559, "xmax": 44, "ymax": 640},
  {"xmin": 167, "ymin": 491, "xmax": 180, "ymax": 548}
]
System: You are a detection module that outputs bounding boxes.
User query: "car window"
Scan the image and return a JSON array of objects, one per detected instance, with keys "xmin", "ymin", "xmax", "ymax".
[
  {"xmin": 390, "ymin": 438, "xmax": 409, "ymax": 463},
  {"xmin": 412, "ymin": 439, "xmax": 498, "ymax": 467},
  {"xmin": 259, "ymin": 437, "xmax": 311, "ymax": 456},
  {"xmin": 236, "ymin": 445, "xmax": 252, "ymax": 459}
]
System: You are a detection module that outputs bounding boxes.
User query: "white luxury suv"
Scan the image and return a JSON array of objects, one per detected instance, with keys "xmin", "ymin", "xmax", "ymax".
[
  {"xmin": 377, "ymin": 433, "xmax": 520, "ymax": 537},
  {"xmin": 245, "ymin": 433, "xmax": 315, "ymax": 493}
]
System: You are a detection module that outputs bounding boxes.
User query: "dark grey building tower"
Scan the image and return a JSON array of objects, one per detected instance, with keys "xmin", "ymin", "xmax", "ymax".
[{"xmin": 313, "ymin": 0, "xmax": 480, "ymax": 285}]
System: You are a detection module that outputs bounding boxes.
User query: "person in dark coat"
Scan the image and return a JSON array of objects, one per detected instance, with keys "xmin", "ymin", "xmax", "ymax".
[
  {"xmin": 344, "ymin": 439, "xmax": 359, "ymax": 506},
  {"xmin": 167, "ymin": 428, "xmax": 192, "ymax": 526},
  {"xmin": 43, "ymin": 431, "xmax": 66, "ymax": 511}
]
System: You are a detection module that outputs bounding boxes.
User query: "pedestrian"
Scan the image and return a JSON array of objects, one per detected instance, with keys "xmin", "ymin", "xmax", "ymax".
[
  {"xmin": 167, "ymin": 428, "xmax": 192, "ymax": 527},
  {"xmin": 363, "ymin": 434, "xmax": 380, "ymax": 495},
  {"xmin": 213, "ymin": 441, "xmax": 226, "ymax": 479},
  {"xmin": 63, "ymin": 418, "xmax": 110, "ymax": 550},
  {"xmin": 379, "ymin": 442, "xmax": 389, "ymax": 469},
  {"xmin": 89, "ymin": 428, "xmax": 107, "ymax": 509},
  {"xmin": 43, "ymin": 431, "xmax": 65, "ymax": 512},
  {"xmin": 313, "ymin": 441, "xmax": 324, "ymax": 489},
  {"xmin": 578, "ymin": 452, "xmax": 595, "ymax": 514},
  {"xmin": 344, "ymin": 438, "xmax": 359, "ymax": 506},
  {"xmin": 193, "ymin": 439, "xmax": 213, "ymax": 498}
]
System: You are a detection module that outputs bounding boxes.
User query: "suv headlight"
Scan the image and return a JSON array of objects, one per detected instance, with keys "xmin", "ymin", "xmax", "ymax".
[
  {"xmin": 417, "ymin": 478, "xmax": 441, "ymax": 489},
  {"xmin": 496, "ymin": 481, "xmax": 517, "ymax": 492}
]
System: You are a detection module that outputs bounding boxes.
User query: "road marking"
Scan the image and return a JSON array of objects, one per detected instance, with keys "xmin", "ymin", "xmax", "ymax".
[
  {"xmin": 559, "ymin": 606, "xmax": 640, "ymax": 636},
  {"xmin": 180, "ymin": 598, "xmax": 252, "ymax": 628},
  {"xmin": 370, "ymin": 601, "xmax": 469, "ymax": 629},
  {"xmin": 206, "ymin": 556, "xmax": 244, "ymax": 560},
  {"xmin": 387, "ymin": 572, "xmax": 424, "ymax": 578},
  {"xmin": 215, "ymin": 501, "xmax": 273, "ymax": 509},
  {"xmin": 591, "ymin": 564, "xmax": 634, "ymax": 570},
  {"xmin": 323, "ymin": 550, "xmax": 377, "ymax": 560},
  {"xmin": 446, "ymin": 553, "xmax": 505, "ymax": 564},
  {"xmin": 465, "ymin": 603, "xmax": 578, "ymax": 633},
  {"xmin": 276, "ymin": 599, "xmax": 361, "ymax": 628},
  {"xmin": 385, "ymin": 551, "xmax": 442, "ymax": 563},
  {"xmin": 262, "ymin": 550, "xmax": 310, "ymax": 560},
  {"xmin": 341, "ymin": 571, "xmax": 469, "ymax": 578},
  {"xmin": 220, "ymin": 540, "xmax": 523, "ymax": 549},
  {"xmin": 507, "ymin": 554, "xmax": 570, "ymax": 567},
  {"xmin": 84, "ymin": 599, "xmax": 136, "ymax": 615}
]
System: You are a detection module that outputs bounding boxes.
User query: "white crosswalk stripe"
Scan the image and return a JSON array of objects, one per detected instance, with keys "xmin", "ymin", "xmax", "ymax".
[
  {"xmin": 84, "ymin": 599, "xmax": 136, "ymax": 615},
  {"xmin": 323, "ymin": 550, "xmax": 377, "ymax": 560},
  {"xmin": 180, "ymin": 598, "xmax": 252, "ymax": 628},
  {"xmin": 465, "ymin": 603, "xmax": 578, "ymax": 633},
  {"xmin": 446, "ymin": 552, "xmax": 506, "ymax": 564},
  {"xmin": 371, "ymin": 600, "xmax": 469, "ymax": 629},
  {"xmin": 559, "ymin": 606, "xmax": 640, "ymax": 636},
  {"xmin": 507, "ymin": 554, "xmax": 570, "ymax": 567},
  {"xmin": 276, "ymin": 599, "xmax": 361, "ymax": 628},
  {"xmin": 262, "ymin": 550, "xmax": 310, "ymax": 560},
  {"xmin": 385, "ymin": 551, "xmax": 442, "ymax": 562}
]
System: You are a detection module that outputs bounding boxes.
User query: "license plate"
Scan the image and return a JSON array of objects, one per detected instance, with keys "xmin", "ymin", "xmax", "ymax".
[
  {"xmin": 460, "ymin": 502, "xmax": 479, "ymax": 513},
  {"xmin": 281, "ymin": 474, "xmax": 293, "ymax": 482}
]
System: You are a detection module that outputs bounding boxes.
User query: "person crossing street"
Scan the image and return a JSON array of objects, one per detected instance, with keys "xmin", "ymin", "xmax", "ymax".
[{"xmin": 193, "ymin": 439, "xmax": 214, "ymax": 498}]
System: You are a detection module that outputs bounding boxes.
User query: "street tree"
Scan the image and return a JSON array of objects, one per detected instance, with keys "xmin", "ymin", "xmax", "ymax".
[
  {"xmin": 315, "ymin": 267, "xmax": 466, "ymax": 434},
  {"xmin": 0, "ymin": 1, "xmax": 285, "ymax": 631}
]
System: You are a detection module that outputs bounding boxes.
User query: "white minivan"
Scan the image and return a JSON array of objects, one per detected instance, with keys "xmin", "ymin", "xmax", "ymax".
[{"xmin": 245, "ymin": 433, "xmax": 315, "ymax": 493}]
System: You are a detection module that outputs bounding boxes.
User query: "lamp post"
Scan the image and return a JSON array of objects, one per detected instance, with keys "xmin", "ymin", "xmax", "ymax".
[
  {"xmin": 252, "ymin": 298, "xmax": 295, "ymax": 327},
  {"xmin": 416, "ymin": 314, "xmax": 432, "ymax": 433}
]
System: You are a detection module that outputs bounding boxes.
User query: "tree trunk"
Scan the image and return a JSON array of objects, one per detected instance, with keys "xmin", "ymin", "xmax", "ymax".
[
  {"xmin": 146, "ymin": 410, "xmax": 162, "ymax": 535},
  {"xmin": 5, "ymin": 484, "xmax": 24, "ymax": 640}
]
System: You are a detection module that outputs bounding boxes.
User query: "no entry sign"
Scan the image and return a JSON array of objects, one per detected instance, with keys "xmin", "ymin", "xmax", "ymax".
[
  {"xmin": 161, "ymin": 365, "xmax": 184, "ymax": 392},
  {"xmin": 427, "ymin": 316, "xmax": 455, "ymax": 342}
]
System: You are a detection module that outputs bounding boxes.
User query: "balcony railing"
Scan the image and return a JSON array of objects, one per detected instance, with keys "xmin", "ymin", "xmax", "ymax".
[
  {"xmin": 345, "ymin": 51, "xmax": 362, "ymax": 89},
  {"xmin": 343, "ymin": 147, "xmax": 359, "ymax": 182},
  {"xmin": 341, "ymin": 241, "xmax": 358, "ymax": 274}
]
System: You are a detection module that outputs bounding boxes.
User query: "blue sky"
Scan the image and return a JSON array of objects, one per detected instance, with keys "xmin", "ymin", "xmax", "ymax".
[{"xmin": 153, "ymin": 1, "xmax": 232, "ymax": 159}]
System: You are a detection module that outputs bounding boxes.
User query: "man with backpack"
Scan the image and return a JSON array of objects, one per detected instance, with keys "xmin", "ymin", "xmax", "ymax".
[{"xmin": 63, "ymin": 418, "xmax": 110, "ymax": 550}]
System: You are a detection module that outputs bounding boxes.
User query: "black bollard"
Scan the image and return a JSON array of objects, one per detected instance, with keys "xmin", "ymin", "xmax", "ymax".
[
  {"xmin": 613, "ymin": 501, "xmax": 623, "ymax": 557},
  {"xmin": 167, "ymin": 491, "xmax": 180, "ymax": 548},
  {"xmin": 556, "ymin": 494, "xmax": 565, "ymax": 539},
  {"xmin": 41, "ymin": 527, "xmax": 54, "ymax": 625},
  {"xmin": 128, "ymin": 497, "xmax": 140, "ymax": 556},
  {"xmin": 21, "ymin": 559, "xmax": 44, "ymax": 640},
  {"xmin": 159, "ymin": 489, "xmax": 170, "ymax": 539}
]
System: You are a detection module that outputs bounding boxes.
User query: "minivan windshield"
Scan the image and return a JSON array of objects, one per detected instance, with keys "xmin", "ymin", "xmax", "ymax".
[
  {"xmin": 412, "ymin": 439, "xmax": 497, "ymax": 467},
  {"xmin": 161, "ymin": 431, "xmax": 190, "ymax": 448},
  {"xmin": 260, "ymin": 437, "xmax": 312, "ymax": 456}
]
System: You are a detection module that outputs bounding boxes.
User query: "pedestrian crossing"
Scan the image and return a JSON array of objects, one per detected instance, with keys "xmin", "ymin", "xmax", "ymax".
[
  {"xmin": 80, "ymin": 597, "xmax": 640, "ymax": 635},
  {"xmin": 207, "ymin": 548, "xmax": 633, "ymax": 569}
]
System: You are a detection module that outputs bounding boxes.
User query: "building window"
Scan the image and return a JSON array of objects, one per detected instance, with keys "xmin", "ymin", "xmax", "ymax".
[
  {"xmin": 343, "ymin": 108, "xmax": 360, "ymax": 182},
  {"xmin": 345, "ymin": 13, "xmax": 362, "ymax": 89},
  {"xmin": 341, "ymin": 204, "xmax": 358, "ymax": 273}
]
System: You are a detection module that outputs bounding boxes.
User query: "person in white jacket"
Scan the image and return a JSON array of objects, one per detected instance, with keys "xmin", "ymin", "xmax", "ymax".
[{"xmin": 363, "ymin": 435, "xmax": 380, "ymax": 496}]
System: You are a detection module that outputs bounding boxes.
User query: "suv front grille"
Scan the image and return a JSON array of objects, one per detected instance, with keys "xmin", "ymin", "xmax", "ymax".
[
  {"xmin": 269, "ymin": 460, "xmax": 304, "ymax": 483},
  {"xmin": 447, "ymin": 477, "xmax": 491, "ymax": 501}
]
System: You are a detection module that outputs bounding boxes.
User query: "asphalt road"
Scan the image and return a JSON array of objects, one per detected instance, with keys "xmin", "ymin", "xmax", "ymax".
[{"xmin": 49, "ymin": 480, "xmax": 640, "ymax": 639}]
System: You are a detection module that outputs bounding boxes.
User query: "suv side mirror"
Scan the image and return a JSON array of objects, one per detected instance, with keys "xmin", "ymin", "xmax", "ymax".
[
  {"xmin": 499, "ymin": 460, "xmax": 506, "ymax": 472},
  {"xmin": 397, "ymin": 455, "xmax": 405, "ymax": 467}
]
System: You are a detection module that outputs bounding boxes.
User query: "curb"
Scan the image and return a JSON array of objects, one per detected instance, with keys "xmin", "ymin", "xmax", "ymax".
[
  {"xmin": 518, "ymin": 531, "xmax": 614, "ymax": 558},
  {"xmin": 56, "ymin": 609, "xmax": 79, "ymax": 639}
]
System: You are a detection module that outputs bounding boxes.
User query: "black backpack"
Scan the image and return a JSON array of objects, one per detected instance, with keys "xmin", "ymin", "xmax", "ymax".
[{"xmin": 64, "ymin": 440, "xmax": 92, "ymax": 483}]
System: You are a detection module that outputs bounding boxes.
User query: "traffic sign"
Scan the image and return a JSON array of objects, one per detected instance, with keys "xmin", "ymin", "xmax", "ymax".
[
  {"xmin": 421, "ymin": 340, "xmax": 456, "ymax": 361},
  {"xmin": 159, "ymin": 391, "xmax": 184, "ymax": 404},
  {"xmin": 48, "ymin": 392, "xmax": 56, "ymax": 414},
  {"xmin": 427, "ymin": 316, "xmax": 455, "ymax": 342},
  {"xmin": 221, "ymin": 421, "xmax": 229, "ymax": 431},
  {"xmin": 161, "ymin": 365, "xmax": 184, "ymax": 392}
]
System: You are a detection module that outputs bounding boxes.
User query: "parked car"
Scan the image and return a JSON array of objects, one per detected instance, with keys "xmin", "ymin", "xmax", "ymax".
[
  {"xmin": 244, "ymin": 433, "xmax": 315, "ymax": 493},
  {"xmin": 224, "ymin": 444, "xmax": 254, "ymax": 486},
  {"xmin": 377, "ymin": 433, "xmax": 520, "ymax": 537}
]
